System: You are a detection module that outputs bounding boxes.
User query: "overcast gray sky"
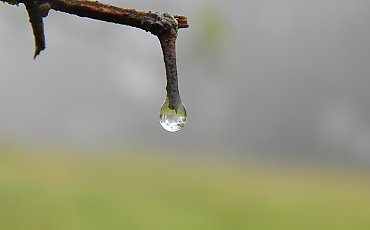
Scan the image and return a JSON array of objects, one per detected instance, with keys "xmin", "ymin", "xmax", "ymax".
[{"xmin": 1, "ymin": 0, "xmax": 370, "ymax": 163}]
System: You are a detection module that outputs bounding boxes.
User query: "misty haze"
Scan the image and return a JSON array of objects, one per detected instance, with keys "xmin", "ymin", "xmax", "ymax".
[{"xmin": 1, "ymin": 0, "xmax": 370, "ymax": 164}]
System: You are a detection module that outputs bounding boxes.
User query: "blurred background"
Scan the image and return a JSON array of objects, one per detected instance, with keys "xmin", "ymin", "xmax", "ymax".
[{"xmin": 1, "ymin": 0, "xmax": 370, "ymax": 229}]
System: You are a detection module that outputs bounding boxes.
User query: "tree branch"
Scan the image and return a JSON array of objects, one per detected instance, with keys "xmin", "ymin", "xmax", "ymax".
[
  {"xmin": 49, "ymin": 0, "xmax": 189, "ymax": 34},
  {"xmin": 3, "ymin": 0, "xmax": 188, "ymax": 125},
  {"xmin": 15, "ymin": 0, "xmax": 188, "ymax": 58}
]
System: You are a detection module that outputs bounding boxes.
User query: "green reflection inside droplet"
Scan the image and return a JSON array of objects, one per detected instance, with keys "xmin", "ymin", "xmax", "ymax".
[{"xmin": 159, "ymin": 97, "xmax": 187, "ymax": 132}]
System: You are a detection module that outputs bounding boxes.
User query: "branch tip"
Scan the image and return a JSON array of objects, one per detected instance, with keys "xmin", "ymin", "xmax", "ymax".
[{"xmin": 25, "ymin": 0, "xmax": 47, "ymax": 59}]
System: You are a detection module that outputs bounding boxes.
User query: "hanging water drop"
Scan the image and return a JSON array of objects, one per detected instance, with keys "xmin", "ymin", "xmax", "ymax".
[
  {"xmin": 160, "ymin": 97, "xmax": 187, "ymax": 132},
  {"xmin": 157, "ymin": 24, "xmax": 188, "ymax": 132}
]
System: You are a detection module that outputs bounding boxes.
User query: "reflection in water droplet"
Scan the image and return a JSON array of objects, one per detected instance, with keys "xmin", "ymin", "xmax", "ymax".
[{"xmin": 159, "ymin": 97, "xmax": 187, "ymax": 132}]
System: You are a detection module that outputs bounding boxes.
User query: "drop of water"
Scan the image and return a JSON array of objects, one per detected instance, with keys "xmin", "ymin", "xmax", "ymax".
[{"xmin": 160, "ymin": 97, "xmax": 187, "ymax": 132}]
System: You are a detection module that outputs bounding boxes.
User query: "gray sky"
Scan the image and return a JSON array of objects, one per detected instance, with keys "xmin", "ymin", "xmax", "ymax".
[{"xmin": 1, "ymin": 0, "xmax": 370, "ymax": 163}]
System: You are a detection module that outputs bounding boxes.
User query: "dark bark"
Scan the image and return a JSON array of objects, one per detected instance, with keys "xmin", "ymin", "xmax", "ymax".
[
  {"xmin": 159, "ymin": 32, "xmax": 181, "ymax": 111},
  {"xmin": 24, "ymin": 0, "xmax": 47, "ymax": 58}
]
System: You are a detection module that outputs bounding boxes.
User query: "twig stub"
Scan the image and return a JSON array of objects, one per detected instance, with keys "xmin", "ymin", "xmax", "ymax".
[{"xmin": 24, "ymin": 0, "xmax": 47, "ymax": 58}]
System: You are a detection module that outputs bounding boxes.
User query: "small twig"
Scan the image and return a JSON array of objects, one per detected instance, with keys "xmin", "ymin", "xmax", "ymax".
[
  {"xmin": 47, "ymin": 0, "xmax": 188, "ymax": 109},
  {"xmin": 159, "ymin": 31, "xmax": 181, "ymax": 112},
  {"xmin": 24, "ymin": 0, "xmax": 47, "ymax": 58}
]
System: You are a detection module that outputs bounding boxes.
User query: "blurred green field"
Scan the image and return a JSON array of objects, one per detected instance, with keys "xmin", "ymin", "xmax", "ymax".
[{"xmin": 0, "ymin": 145, "xmax": 370, "ymax": 230}]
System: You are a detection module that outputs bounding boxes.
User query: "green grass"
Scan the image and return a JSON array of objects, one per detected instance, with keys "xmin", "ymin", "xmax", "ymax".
[{"xmin": 0, "ymin": 146, "xmax": 370, "ymax": 230}]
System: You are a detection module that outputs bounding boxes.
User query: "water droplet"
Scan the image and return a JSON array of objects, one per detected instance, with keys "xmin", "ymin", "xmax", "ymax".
[{"xmin": 160, "ymin": 97, "xmax": 187, "ymax": 132}]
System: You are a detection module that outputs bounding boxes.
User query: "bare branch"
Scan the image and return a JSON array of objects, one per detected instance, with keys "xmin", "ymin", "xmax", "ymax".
[
  {"xmin": 16, "ymin": 0, "xmax": 189, "ymax": 58},
  {"xmin": 3, "ymin": 0, "xmax": 189, "ymax": 127},
  {"xmin": 49, "ymin": 0, "xmax": 189, "ymax": 35}
]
